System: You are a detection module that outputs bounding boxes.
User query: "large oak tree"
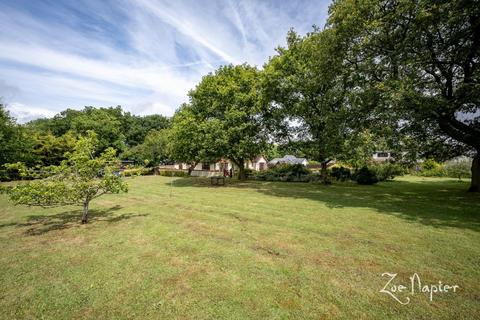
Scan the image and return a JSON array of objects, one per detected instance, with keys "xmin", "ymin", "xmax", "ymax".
[{"xmin": 329, "ymin": 0, "xmax": 480, "ymax": 191}]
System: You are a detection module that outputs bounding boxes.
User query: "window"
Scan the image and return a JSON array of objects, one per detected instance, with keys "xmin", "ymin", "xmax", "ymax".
[
  {"xmin": 377, "ymin": 152, "xmax": 389, "ymax": 158},
  {"xmin": 202, "ymin": 162, "xmax": 210, "ymax": 171},
  {"xmin": 259, "ymin": 163, "xmax": 266, "ymax": 170}
]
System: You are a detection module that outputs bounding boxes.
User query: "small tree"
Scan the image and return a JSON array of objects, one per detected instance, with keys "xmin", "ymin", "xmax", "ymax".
[{"xmin": 7, "ymin": 131, "xmax": 128, "ymax": 223}]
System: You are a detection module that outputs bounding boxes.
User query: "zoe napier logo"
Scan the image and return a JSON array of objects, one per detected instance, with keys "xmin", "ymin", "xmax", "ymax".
[{"xmin": 380, "ymin": 273, "xmax": 459, "ymax": 305}]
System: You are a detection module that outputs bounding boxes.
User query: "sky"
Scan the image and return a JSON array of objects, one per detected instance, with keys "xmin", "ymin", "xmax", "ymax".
[{"xmin": 0, "ymin": 0, "xmax": 331, "ymax": 123}]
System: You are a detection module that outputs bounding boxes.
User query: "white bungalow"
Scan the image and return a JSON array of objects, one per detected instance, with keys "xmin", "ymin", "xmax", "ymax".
[{"xmin": 163, "ymin": 155, "xmax": 268, "ymax": 177}]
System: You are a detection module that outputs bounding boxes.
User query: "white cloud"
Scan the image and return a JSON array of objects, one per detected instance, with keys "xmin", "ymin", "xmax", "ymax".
[
  {"xmin": 7, "ymin": 103, "xmax": 57, "ymax": 124},
  {"xmin": 0, "ymin": 0, "xmax": 330, "ymax": 122}
]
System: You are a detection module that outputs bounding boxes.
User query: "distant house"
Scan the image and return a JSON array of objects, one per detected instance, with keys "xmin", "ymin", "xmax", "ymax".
[
  {"xmin": 372, "ymin": 151, "xmax": 394, "ymax": 162},
  {"xmin": 162, "ymin": 155, "xmax": 268, "ymax": 177},
  {"xmin": 268, "ymin": 155, "xmax": 308, "ymax": 167},
  {"xmin": 247, "ymin": 155, "xmax": 268, "ymax": 171}
]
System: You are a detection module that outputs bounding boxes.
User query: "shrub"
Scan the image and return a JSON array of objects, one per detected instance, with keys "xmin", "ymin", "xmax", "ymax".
[
  {"xmin": 372, "ymin": 163, "xmax": 405, "ymax": 181},
  {"xmin": 253, "ymin": 164, "xmax": 311, "ymax": 182},
  {"xmin": 0, "ymin": 163, "xmax": 56, "ymax": 181},
  {"xmin": 422, "ymin": 159, "xmax": 441, "ymax": 171},
  {"xmin": 413, "ymin": 159, "xmax": 446, "ymax": 177},
  {"xmin": 238, "ymin": 168, "xmax": 254, "ymax": 179},
  {"xmin": 410, "ymin": 159, "xmax": 449, "ymax": 177},
  {"xmin": 354, "ymin": 167, "xmax": 378, "ymax": 185},
  {"xmin": 121, "ymin": 167, "xmax": 153, "ymax": 177},
  {"xmin": 330, "ymin": 166, "xmax": 352, "ymax": 181},
  {"xmin": 157, "ymin": 170, "xmax": 188, "ymax": 177},
  {"xmin": 444, "ymin": 158, "xmax": 471, "ymax": 180}
]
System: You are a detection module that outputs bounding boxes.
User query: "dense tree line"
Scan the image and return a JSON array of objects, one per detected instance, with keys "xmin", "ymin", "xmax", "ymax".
[{"xmin": 0, "ymin": 104, "xmax": 170, "ymax": 170}]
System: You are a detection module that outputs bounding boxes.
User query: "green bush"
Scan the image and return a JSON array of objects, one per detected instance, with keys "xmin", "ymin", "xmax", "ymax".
[
  {"xmin": 413, "ymin": 159, "xmax": 446, "ymax": 177},
  {"xmin": 121, "ymin": 167, "xmax": 153, "ymax": 177},
  {"xmin": 444, "ymin": 158, "xmax": 471, "ymax": 180},
  {"xmin": 253, "ymin": 164, "xmax": 311, "ymax": 182},
  {"xmin": 236, "ymin": 168, "xmax": 254, "ymax": 179},
  {"xmin": 410, "ymin": 159, "xmax": 448, "ymax": 177},
  {"xmin": 354, "ymin": 167, "xmax": 378, "ymax": 185},
  {"xmin": 158, "ymin": 170, "xmax": 188, "ymax": 177},
  {"xmin": 330, "ymin": 166, "xmax": 352, "ymax": 181},
  {"xmin": 422, "ymin": 159, "xmax": 441, "ymax": 170},
  {"xmin": 372, "ymin": 163, "xmax": 405, "ymax": 181}
]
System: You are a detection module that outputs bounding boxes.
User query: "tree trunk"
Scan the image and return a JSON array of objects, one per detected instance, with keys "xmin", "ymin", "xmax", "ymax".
[
  {"xmin": 469, "ymin": 154, "xmax": 479, "ymax": 192},
  {"xmin": 238, "ymin": 164, "xmax": 246, "ymax": 180},
  {"xmin": 188, "ymin": 162, "xmax": 197, "ymax": 176},
  {"xmin": 320, "ymin": 159, "xmax": 331, "ymax": 184},
  {"xmin": 82, "ymin": 201, "xmax": 89, "ymax": 224},
  {"xmin": 321, "ymin": 162, "xmax": 327, "ymax": 181}
]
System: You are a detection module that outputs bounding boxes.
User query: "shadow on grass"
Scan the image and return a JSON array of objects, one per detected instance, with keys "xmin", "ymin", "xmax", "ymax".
[
  {"xmin": 168, "ymin": 177, "xmax": 480, "ymax": 232},
  {"xmin": 2, "ymin": 205, "xmax": 149, "ymax": 236}
]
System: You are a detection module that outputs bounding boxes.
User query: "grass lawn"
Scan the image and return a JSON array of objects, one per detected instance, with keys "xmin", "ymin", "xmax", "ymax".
[{"xmin": 0, "ymin": 175, "xmax": 479, "ymax": 319}]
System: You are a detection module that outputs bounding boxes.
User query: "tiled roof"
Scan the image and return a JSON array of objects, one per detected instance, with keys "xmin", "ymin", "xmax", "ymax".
[{"xmin": 269, "ymin": 155, "xmax": 307, "ymax": 165}]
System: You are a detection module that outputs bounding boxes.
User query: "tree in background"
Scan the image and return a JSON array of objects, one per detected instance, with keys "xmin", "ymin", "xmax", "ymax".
[
  {"xmin": 340, "ymin": 130, "xmax": 377, "ymax": 170},
  {"xmin": 263, "ymin": 29, "xmax": 349, "ymax": 181},
  {"xmin": 0, "ymin": 103, "xmax": 34, "ymax": 168},
  {"xmin": 329, "ymin": 0, "xmax": 480, "ymax": 191},
  {"xmin": 168, "ymin": 105, "xmax": 225, "ymax": 175},
  {"xmin": 31, "ymin": 130, "xmax": 77, "ymax": 166},
  {"xmin": 186, "ymin": 64, "xmax": 267, "ymax": 179},
  {"xmin": 122, "ymin": 113, "xmax": 170, "ymax": 148},
  {"xmin": 121, "ymin": 129, "xmax": 171, "ymax": 166},
  {"xmin": 7, "ymin": 131, "xmax": 127, "ymax": 223},
  {"xmin": 27, "ymin": 106, "xmax": 170, "ymax": 155}
]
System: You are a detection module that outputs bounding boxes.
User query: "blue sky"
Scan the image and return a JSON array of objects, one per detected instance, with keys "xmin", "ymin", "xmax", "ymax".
[{"xmin": 0, "ymin": 0, "xmax": 330, "ymax": 122}]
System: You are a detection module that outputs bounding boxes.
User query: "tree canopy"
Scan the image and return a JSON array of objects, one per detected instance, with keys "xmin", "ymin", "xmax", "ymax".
[
  {"xmin": 181, "ymin": 64, "xmax": 268, "ymax": 179},
  {"xmin": 328, "ymin": 0, "xmax": 480, "ymax": 190}
]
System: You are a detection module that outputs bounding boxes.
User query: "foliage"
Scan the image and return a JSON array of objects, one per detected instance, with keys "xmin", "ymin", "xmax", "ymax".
[
  {"xmin": 330, "ymin": 166, "xmax": 352, "ymax": 182},
  {"xmin": 7, "ymin": 131, "xmax": 128, "ymax": 223},
  {"xmin": 263, "ymin": 28, "xmax": 348, "ymax": 165},
  {"xmin": 340, "ymin": 130, "xmax": 377, "ymax": 170},
  {"xmin": 121, "ymin": 167, "xmax": 153, "ymax": 177},
  {"xmin": 168, "ymin": 105, "xmax": 222, "ymax": 174},
  {"xmin": 157, "ymin": 170, "xmax": 188, "ymax": 177},
  {"xmin": 122, "ymin": 114, "xmax": 170, "ymax": 147},
  {"xmin": 371, "ymin": 162, "xmax": 406, "ymax": 182},
  {"xmin": 0, "ymin": 104, "xmax": 34, "ymax": 167},
  {"xmin": 1, "ymin": 162, "xmax": 26, "ymax": 181},
  {"xmin": 263, "ymin": 143, "xmax": 282, "ymax": 161},
  {"xmin": 121, "ymin": 129, "xmax": 170, "ymax": 167},
  {"xmin": 354, "ymin": 167, "xmax": 378, "ymax": 185},
  {"xmin": 444, "ymin": 158, "xmax": 472, "ymax": 180},
  {"xmin": 254, "ymin": 164, "xmax": 311, "ymax": 182},
  {"xmin": 27, "ymin": 106, "xmax": 170, "ymax": 154},
  {"xmin": 178, "ymin": 64, "xmax": 267, "ymax": 179},
  {"xmin": 413, "ymin": 159, "xmax": 447, "ymax": 177},
  {"xmin": 236, "ymin": 168, "xmax": 254, "ymax": 179},
  {"xmin": 31, "ymin": 130, "xmax": 77, "ymax": 166},
  {"xmin": 329, "ymin": 0, "xmax": 480, "ymax": 191},
  {"xmin": 422, "ymin": 159, "xmax": 442, "ymax": 171}
]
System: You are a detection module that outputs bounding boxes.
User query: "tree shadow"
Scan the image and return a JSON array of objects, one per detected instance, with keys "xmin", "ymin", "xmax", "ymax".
[
  {"xmin": 167, "ymin": 177, "xmax": 480, "ymax": 232},
  {"xmin": 5, "ymin": 205, "xmax": 149, "ymax": 236}
]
